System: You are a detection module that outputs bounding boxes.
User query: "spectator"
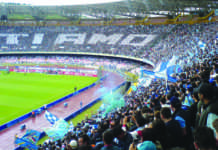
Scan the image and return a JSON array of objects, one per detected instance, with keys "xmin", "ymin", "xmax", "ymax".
[
  {"xmin": 150, "ymin": 119, "xmax": 167, "ymax": 149},
  {"xmin": 188, "ymin": 88, "xmax": 200, "ymax": 128},
  {"xmin": 212, "ymin": 118, "xmax": 218, "ymax": 147},
  {"xmin": 80, "ymin": 101, "xmax": 83, "ymax": 108},
  {"xmin": 137, "ymin": 141, "xmax": 157, "ymax": 150},
  {"xmin": 100, "ymin": 129, "xmax": 120, "ymax": 150},
  {"xmin": 193, "ymin": 126, "xmax": 216, "ymax": 150},
  {"xmin": 78, "ymin": 134, "xmax": 93, "ymax": 149},
  {"xmin": 215, "ymin": 75, "xmax": 218, "ymax": 88},
  {"xmin": 170, "ymin": 96, "xmax": 194, "ymax": 149},
  {"xmin": 160, "ymin": 107, "xmax": 185, "ymax": 149},
  {"xmin": 197, "ymin": 83, "xmax": 218, "ymax": 132},
  {"xmin": 129, "ymin": 141, "xmax": 157, "ymax": 150},
  {"xmin": 113, "ymin": 125, "xmax": 133, "ymax": 150},
  {"xmin": 67, "ymin": 140, "xmax": 78, "ymax": 150}
]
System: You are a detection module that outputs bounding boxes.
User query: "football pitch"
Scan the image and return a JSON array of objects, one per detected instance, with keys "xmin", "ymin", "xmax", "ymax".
[{"xmin": 0, "ymin": 72, "xmax": 98, "ymax": 125}]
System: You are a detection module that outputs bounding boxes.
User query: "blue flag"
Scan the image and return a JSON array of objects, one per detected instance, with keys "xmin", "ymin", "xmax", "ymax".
[
  {"xmin": 198, "ymin": 41, "xmax": 206, "ymax": 49},
  {"xmin": 15, "ymin": 137, "xmax": 38, "ymax": 150},
  {"xmin": 142, "ymin": 56, "xmax": 180, "ymax": 83},
  {"xmin": 45, "ymin": 110, "xmax": 59, "ymax": 125},
  {"xmin": 14, "ymin": 129, "xmax": 41, "ymax": 150},
  {"xmin": 44, "ymin": 119, "xmax": 69, "ymax": 141},
  {"xmin": 23, "ymin": 129, "xmax": 41, "ymax": 143},
  {"xmin": 167, "ymin": 65, "xmax": 182, "ymax": 76}
]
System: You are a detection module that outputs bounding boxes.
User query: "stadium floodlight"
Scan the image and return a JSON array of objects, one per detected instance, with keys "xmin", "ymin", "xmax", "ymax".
[{"xmin": 0, "ymin": 0, "xmax": 124, "ymax": 6}]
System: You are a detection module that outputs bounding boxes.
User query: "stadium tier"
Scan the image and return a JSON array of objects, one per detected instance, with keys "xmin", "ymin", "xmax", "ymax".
[
  {"xmin": 0, "ymin": 20, "xmax": 217, "ymax": 150},
  {"xmin": 0, "ymin": 22, "xmax": 217, "ymax": 66},
  {"xmin": 0, "ymin": 0, "xmax": 217, "ymax": 148}
]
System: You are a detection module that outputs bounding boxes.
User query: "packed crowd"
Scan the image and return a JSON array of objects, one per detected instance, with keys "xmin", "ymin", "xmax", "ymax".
[
  {"xmin": 0, "ymin": 23, "xmax": 217, "ymax": 65},
  {"xmin": 0, "ymin": 25, "xmax": 175, "ymax": 65},
  {"xmin": 0, "ymin": 56, "xmax": 149, "ymax": 72},
  {"xmin": 147, "ymin": 22, "xmax": 217, "ymax": 64},
  {"xmin": 36, "ymin": 22, "xmax": 218, "ymax": 150}
]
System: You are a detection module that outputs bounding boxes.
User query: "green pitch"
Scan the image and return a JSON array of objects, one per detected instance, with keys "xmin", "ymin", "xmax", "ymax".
[{"xmin": 0, "ymin": 72, "xmax": 98, "ymax": 125}]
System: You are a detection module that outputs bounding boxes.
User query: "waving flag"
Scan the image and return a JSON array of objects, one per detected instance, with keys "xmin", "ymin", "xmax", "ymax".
[
  {"xmin": 15, "ymin": 137, "xmax": 38, "ymax": 150},
  {"xmin": 167, "ymin": 65, "xmax": 182, "ymax": 76},
  {"xmin": 44, "ymin": 119, "xmax": 69, "ymax": 141},
  {"xmin": 45, "ymin": 110, "xmax": 59, "ymax": 125},
  {"xmin": 23, "ymin": 129, "xmax": 41, "ymax": 143},
  {"xmin": 142, "ymin": 56, "xmax": 181, "ymax": 83},
  {"xmin": 14, "ymin": 129, "xmax": 40, "ymax": 150},
  {"xmin": 154, "ymin": 61, "xmax": 168, "ymax": 72},
  {"xmin": 198, "ymin": 41, "xmax": 206, "ymax": 50}
]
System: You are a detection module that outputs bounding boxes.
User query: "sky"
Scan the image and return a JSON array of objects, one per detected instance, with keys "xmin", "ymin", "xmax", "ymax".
[{"xmin": 0, "ymin": 0, "xmax": 123, "ymax": 6}]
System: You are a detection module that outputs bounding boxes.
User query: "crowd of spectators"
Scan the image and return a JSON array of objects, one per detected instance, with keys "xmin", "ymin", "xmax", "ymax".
[
  {"xmin": 0, "ymin": 22, "xmax": 217, "ymax": 66},
  {"xmin": 147, "ymin": 22, "xmax": 217, "ymax": 64},
  {"xmin": 32, "ymin": 22, "xmax": 218, "ymax": 150},
  {"xmin": 0, "ymin": 24, "xmax": 175, "ymax": 65},
  {"xmin": 0, "ymin": 56, "xmax": 147, "ymax": 73}
]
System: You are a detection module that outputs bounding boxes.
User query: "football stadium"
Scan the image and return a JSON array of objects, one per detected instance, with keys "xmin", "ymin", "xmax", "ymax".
[{"xmin": 0, "ymin": 0, "xmax": 217, "ymax": 149}]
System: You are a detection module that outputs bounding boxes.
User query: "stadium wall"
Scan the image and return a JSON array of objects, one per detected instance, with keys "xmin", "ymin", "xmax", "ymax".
[{"xmin": 0, "ymin": 52, "xmax": 154, "ymax": 69}]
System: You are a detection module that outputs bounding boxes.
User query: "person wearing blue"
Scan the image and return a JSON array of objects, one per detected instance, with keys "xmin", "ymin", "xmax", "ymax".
[
  {"xmin": 170, "ymin": 96, "xmax": 194, "ymax": 149},
  {"xmin": 183, "ymin": 85, "xmax": 195, "ymax": 107},
  {"xmin": 160, "ymin": 107, "xmax": 185, "ymax": 149},
  {"xmin": 80, "ymin": 101, "xmax": 83, "ymax": 108}
]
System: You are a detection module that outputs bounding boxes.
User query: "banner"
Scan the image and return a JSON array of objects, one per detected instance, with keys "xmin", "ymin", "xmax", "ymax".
[
  {"xmin": 45, "ymin": 111, "xmax": 59, "ymax": 125},
  {"xmin": 14, "ymin": 129, "xmax": 40, "ymax": 150},
  {"xmin": 15, "ymin": 137, "xmax": 38, "ymax": 150},
  {"xmin": 23, "ymin": 129, "xmax": 41, "ymax": 143},
  {"xmin": 142, "ymin": 56, "xmax": 180, "ymax": 83},
  {"xmin": 44, "ymin": 119, "xmax": 69, "ymax": 141}
]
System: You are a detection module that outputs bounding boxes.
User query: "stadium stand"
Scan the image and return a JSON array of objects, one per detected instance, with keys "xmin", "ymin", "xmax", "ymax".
[
  {"xmin": 0, "ymin": 6, "xmax": 217, "ymax": 150},
  {"xmin": 0, "ymin": 22, "xmax": 217, "ymax": 65},
  {"xmin": 0, "ymin": 25, "xmax": 175, "ymax": 64},
  {"xmin": 22, "ymin": 22, "xmax": 217, "ymax": 150}
]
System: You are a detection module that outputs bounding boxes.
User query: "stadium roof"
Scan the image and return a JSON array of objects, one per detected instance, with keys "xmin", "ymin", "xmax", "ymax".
[
  {"xmin": 0, "ymin": 0, "xmax": 125, "ymax": 6},
  {"xmin": 0, "ymin": 0, "xmax": 217, "ymax": 20}
]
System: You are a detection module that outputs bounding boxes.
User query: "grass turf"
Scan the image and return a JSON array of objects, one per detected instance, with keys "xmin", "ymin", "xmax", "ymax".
[{"xmin": 0, "ymin": 72, "xmax": 98, "ymax": 125}]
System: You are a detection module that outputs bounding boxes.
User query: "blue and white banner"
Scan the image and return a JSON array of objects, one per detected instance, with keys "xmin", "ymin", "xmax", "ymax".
[
  {"xmin": 23, "ymin": 129, "xmax": 41, "ymax": 143},
  {"xmin": 14, "ymin": 129, "xmax": 40, "ymax": 150},
  {"xmin": 44, "ymin": 119, "xmax": 69, "ymax": 141},
  {"xmin": 45, "ymin": 111, "xmax": 59, "ymax": 125},
  {"xmin": 167, "ymin": 65, "xmax": 182, "ymax": 76},
  {"xmin": 198, "ymin": 41, "xmax": 206, "ymax": 50},
  {"xmin": 142, "ymin": 56, "xmax": 181, "ymax": 83},
  {"xmin": 15, "ymin": 137, "xmax": 38, "ymax": 150}
]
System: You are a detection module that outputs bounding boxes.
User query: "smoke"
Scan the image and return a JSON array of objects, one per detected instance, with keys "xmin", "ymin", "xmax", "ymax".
[
  {"xmin": 94, "ymin": 86, "xmax": 109, "ymax": 97},
  {"xmin": 101, "ymin": 91, "xmax": 125, "ymax": 115},
  {"xmin": 95, "ymin": 72, "xmax": 125, "ymax": 116}
]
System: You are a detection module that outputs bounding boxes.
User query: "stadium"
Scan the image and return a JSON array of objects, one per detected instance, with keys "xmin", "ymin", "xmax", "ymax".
[{"xmin": 0, "ymin": 0, "xmax": 217, "ymax": 149}]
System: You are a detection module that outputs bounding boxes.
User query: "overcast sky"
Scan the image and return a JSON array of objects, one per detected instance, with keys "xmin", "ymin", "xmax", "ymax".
[{"xmin": 0, "ymin": 0, "xmax": 123, "ymax": 6}]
